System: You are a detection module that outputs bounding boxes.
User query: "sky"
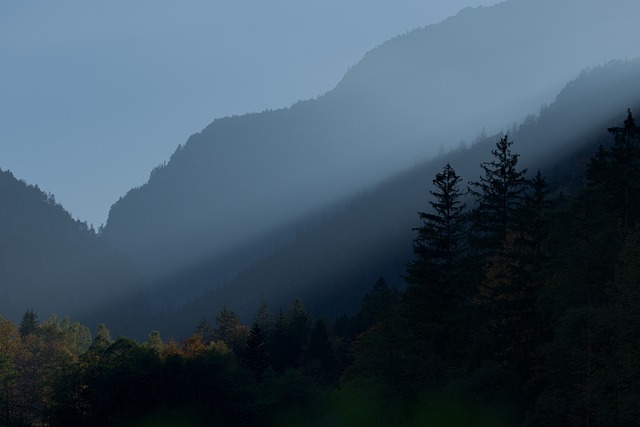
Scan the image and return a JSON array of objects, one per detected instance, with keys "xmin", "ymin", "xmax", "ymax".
[{"xmin": 0, "ymin": 1, "xmax": 502, "ymax": 227}]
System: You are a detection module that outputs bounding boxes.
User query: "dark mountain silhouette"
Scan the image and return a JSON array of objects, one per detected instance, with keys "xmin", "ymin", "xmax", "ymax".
[
  {"xmin": 0, "ymin": 169, "xmax": 145, "ymax": 324},
  {"xmin": 149, "ymin": 58, "xmax": 640, "ymax": 338},
  {"xmin": 101, "ymin": 0, "xmax": 640, "ymax": 290}
]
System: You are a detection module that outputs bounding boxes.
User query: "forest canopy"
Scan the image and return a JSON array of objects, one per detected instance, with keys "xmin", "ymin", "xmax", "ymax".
[{"xmin": 2, "ymin": 110, "xmax": 639, "ymax": 426}]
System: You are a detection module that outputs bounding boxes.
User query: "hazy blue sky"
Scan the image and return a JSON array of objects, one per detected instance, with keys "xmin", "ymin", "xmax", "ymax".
[{"xmin": 1, "ymin": 1, "xmax": 501, "ymax": 226}]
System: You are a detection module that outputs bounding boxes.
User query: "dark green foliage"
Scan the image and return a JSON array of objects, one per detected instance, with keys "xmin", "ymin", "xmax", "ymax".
[
  {"xmin": 49, "ymin": 337, "xmax": 256, "ymax": 426},
  {"xmin": 145, "ymin": 330, "xmax": 163, "ymax": 353},
  {"xmin": 523, "ymin": 111, "xmax": 640, "ymax": 425},
  {"xmin": 242, "ymin": 322, "xmax": 269, "ymax": 381},
  {"xmin": 304, "ymin": 320, "xmax": 336, "ymax": 385},
  {"xmin": 406, "ymin": 163, "xmax": 467, "ymax": 299},
  {"xmin": 280, "ymin": 299, "xmax": 312, "ymax": 371},
  {"xmin": 263, "ymin": 300, "xmax": 314, "ymax": 375},
  {"xmin": 5, "ymin": 105, "xmax": 640, "ymax": 425},
  {"xmin": 157, "ymin": 61, "xmax": 640, "ymax": 342},
  {"xmin": 343, "ymin": 297, "xmax": 421, "ymax": 414},
  {"xmin": 91, "ymin": 323, "xmax": 114, "ymax": 351},
  {"xmin": 405, "ymin": 163, "xmax": 468, "ymax": 356},
  {"xmin": 34, "ymin": 302, "xmax": 337, "ymax": 427},
  {"xmin": 606, "ymin": 227, "xmax": 640, "ymax": 424},
  {"xmin": 18, "ymin": 309, "xmax": 39, "ymax": 337},
  {"xmin": 469, "ymin": 135, "xmax": 529, "ymax": 259},
  {"xmin": 194, "ymin": 319, "xmax": 214, "ymax": 345},
  {"xmin": 268, "ymin": 309, "xmax": 289, "ymax": 374},
  {"xmin": 214, "ymin": 306, "xmax": 246, "ymax": 353},
  {"xmin": 255, "ymin": 301, "xmax": 273, "ymax": 335},
  {"xmin": 354, "ymin": 278, "xmax": 398, "ymax": 332},
  {"xmin": 588, "ymin": 109, "xmax": 640, "ymax": 226},
  {"xmin": 475, "ymin": 172, "xmax": 550, "ymax": 369}
]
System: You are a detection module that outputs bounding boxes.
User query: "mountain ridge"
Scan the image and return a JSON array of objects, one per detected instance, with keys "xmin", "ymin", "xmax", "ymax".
[
  {"xmin": 102, "ymin": 0, "xmax": 640, "ymax": 287},
  {"xmin": 147, "ymin": 58, "xmax": 640, "ymax": 337},
  {"xmin": 0, "ymin": 168, "xmax": 144, "ymax": 323}
]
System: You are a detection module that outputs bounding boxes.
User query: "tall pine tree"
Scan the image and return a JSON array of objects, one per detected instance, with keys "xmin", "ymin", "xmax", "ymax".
[
  {"xmin": 18, "ymin": 309, "xmax": 39, "ymax": 338},
  {"xmin": 469, "ymin": 135, "xmax": 528, "ymax": 260},
  {"xmin": 404, "ymin": 163, "xmax": 467, "ymax": 368},
  {"xmin": 588, "ymin": 109, "xmax": 640, "ymax": 227},
  {"xmin": 407, "ymin": 162, "xmax": 467, "ymax": 290}
]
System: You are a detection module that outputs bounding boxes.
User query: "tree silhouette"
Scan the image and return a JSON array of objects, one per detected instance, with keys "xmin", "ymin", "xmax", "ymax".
[
  {"xmin": 19, "ymin": 309, "xmax": 39, "ymax": 337},
  {"xmin": 242, "ymin": 322, "xmax": 269, "ymax": 381},
  {"xmin": 469, "ymin": 135, "xmax": 528, "ymax": 260},
  {"xmin": 407, "ymin": 162, "xmax": 467, "ymax": 288}
]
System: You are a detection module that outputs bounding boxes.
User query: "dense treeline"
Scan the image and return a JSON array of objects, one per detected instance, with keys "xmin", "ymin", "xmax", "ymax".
[
  {"xmin": 2, "ymin": 110, "xmax": 639, "ymax": 425},
  {"xmin": 345, "ymin": 110, "xmax": 640, "ymax": 425},
  {"xmin": 160, "ymin": 59, "xmax": 640, "ymax": 339}
]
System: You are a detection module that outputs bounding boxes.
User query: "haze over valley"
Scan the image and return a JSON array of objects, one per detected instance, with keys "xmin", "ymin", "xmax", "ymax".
[
  {"xmin": 2, "ymin": 0, "xmax": 640, "ymax": 331},
  {"xmin": 2, "ymin": 1, "xmax": 640, "ymax": 424},
  {"xmin": 101, "ymin": 0, "xmax": 640, "ymax": 297}
]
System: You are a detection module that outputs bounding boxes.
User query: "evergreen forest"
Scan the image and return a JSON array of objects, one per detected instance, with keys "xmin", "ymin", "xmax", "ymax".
[{"xmin": 2, "ymin": 110, "xmax": 639, "ymax": 426}]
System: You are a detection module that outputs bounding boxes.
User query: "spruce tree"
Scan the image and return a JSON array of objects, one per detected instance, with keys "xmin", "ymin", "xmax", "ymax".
[
  {"xmin": 214, "ymin": 306, "xmax": 244, "ymax": 353},
  {"xmin": 255, "ymin": 301, "xmax": 273, "ymax": 336},
  {"xmin": 470, "ymin": 136, "xmax": 537, "ymax": 376},
  {"xmin": 406, "ymin": 163, "xmax": 467, "ymax": 323},
  {"xmin": 242, "ymin": 322, "xmax": 269, "ymax": 380},
  {"xmin": 469, "ymin": 135, "xmax": 528, "ymax": 260},
  {"xmin": 19, "ymin": 309, "xmax": 39, "ymax": 337},
  {"xmin": 588, "ymin": 109, "xmax": 640, "ymax": 226},
  {"xmin": 269, "ymin": 309, "xmax": 289, "ymax": 373},
  {"xmin": 304, "ymin": 320, "xmax": 336, "ymax": 384},
  {"xmin": 407, "ymin": 163, "xmax": 467, "ymax": 287},
  {"xmin": 285, "ymin": 298, "xmax": 311, "ymax": 369},
  {"xmin": 404, "ymin": 163, "xmax": 467, "ymax": 368}
]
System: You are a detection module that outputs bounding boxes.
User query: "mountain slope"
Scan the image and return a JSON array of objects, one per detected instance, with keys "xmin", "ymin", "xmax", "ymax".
[
  {"xmin": 0, "ymin": 169, "xmax": 144, "ymax": 323},
  {"xmin": 102, "ymin": 0, "xmax": 640, "ymax": 284},
  {"xmin": 155, "ymin": 59, "xmax": 640, "ymax": 337}
]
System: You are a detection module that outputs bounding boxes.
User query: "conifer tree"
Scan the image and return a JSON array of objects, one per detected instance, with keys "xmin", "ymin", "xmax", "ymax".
[
  {"xmin": 305, "ymin": 319, "xmax": 336, "ymax": 384},
  {"xmin": 19, "ymin": 309, "xmax": 39, "ymax": 337},
  {"xmin": 91, "ymin": 323, "xmax": 113, "ymax": 351},
  {"xmin": 195, "ymin": 318, "xmax": 215, "ymax": 345},
  {"xmin": 588, "ymin": 109, "xmax": 640, "ymax": 226},
  {"xmin": 285, "ymin": 298, "xmax": 311, "ymax": 369},
  {"xmin": 214, "ymin": 306, "xmax": 246, "ymax": 353},
  {"xmin": 407, "ymin": 163, "xmax": 467, "ymax": 289},
  {"xmin": 145, "ymin": 330, "xmax": 163, "ymax": 353},
  {"xmin": 469, "ymin": 135, "xmax": 528, "ymax": 259},
  {"xmin": 255, "ymin": 301, "xmax": 273, "ymax": 336},
  {"xmin": 401, "ymin": 164, "xmax": 469, "ymax": 377},
  {"xmin": 269, "ymin": 309, "xmax": 289, "ymax": 373},
  {"xmin": 242, "ymin": 322, "xmax": 269, "ymax": 380},
  {"xmin": 520, "ymin": 169, "xmax": 551, "ymax": 252},
  {"xmin": 405, "ymin": 162, "xmax": 468, "ymax": 346},
  {"xmin": 356, "ymin": 278, "xmax": 397, "ymax": 332},
  {"xmin": 470, "ymin": 137, "xmax": 541, "ymax": 375}
]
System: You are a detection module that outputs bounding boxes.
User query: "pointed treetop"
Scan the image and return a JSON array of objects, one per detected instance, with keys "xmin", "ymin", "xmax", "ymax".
[
  {"xmin": 625, "ymin": 108, "xmax": 635, "ymax": 129},
  {"xmin": 19, "ymin": 309, "xmax": 39, "ymax": 337}
]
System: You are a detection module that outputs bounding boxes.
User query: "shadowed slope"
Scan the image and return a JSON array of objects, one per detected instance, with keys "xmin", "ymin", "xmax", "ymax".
[
  {"xmin": 152, "ymin": 59, "xmax": 640, "ymax": 337},
  {"xmin": 102, "ymin": 0, "xmax": 640, "ymax": 287},
  {"xmin": 0, "ymin": 169, "xmax": 144, "ymax": 322}
]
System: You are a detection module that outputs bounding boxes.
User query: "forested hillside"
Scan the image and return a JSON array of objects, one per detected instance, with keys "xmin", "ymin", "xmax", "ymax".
[
  {"xmin": 151, "ymin": 59, "xmax": 640, "ymax": 338},
  {"xmin": 2, "ymin": 109, "xmax": 638, "ymax": 426},
  {"xmin": 0, "ymin": 170, "xmax": 145, "ymax": 324},
  {"xmin": 102, "ymin": 0, "xmax": 640, "ymax": 290}
]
